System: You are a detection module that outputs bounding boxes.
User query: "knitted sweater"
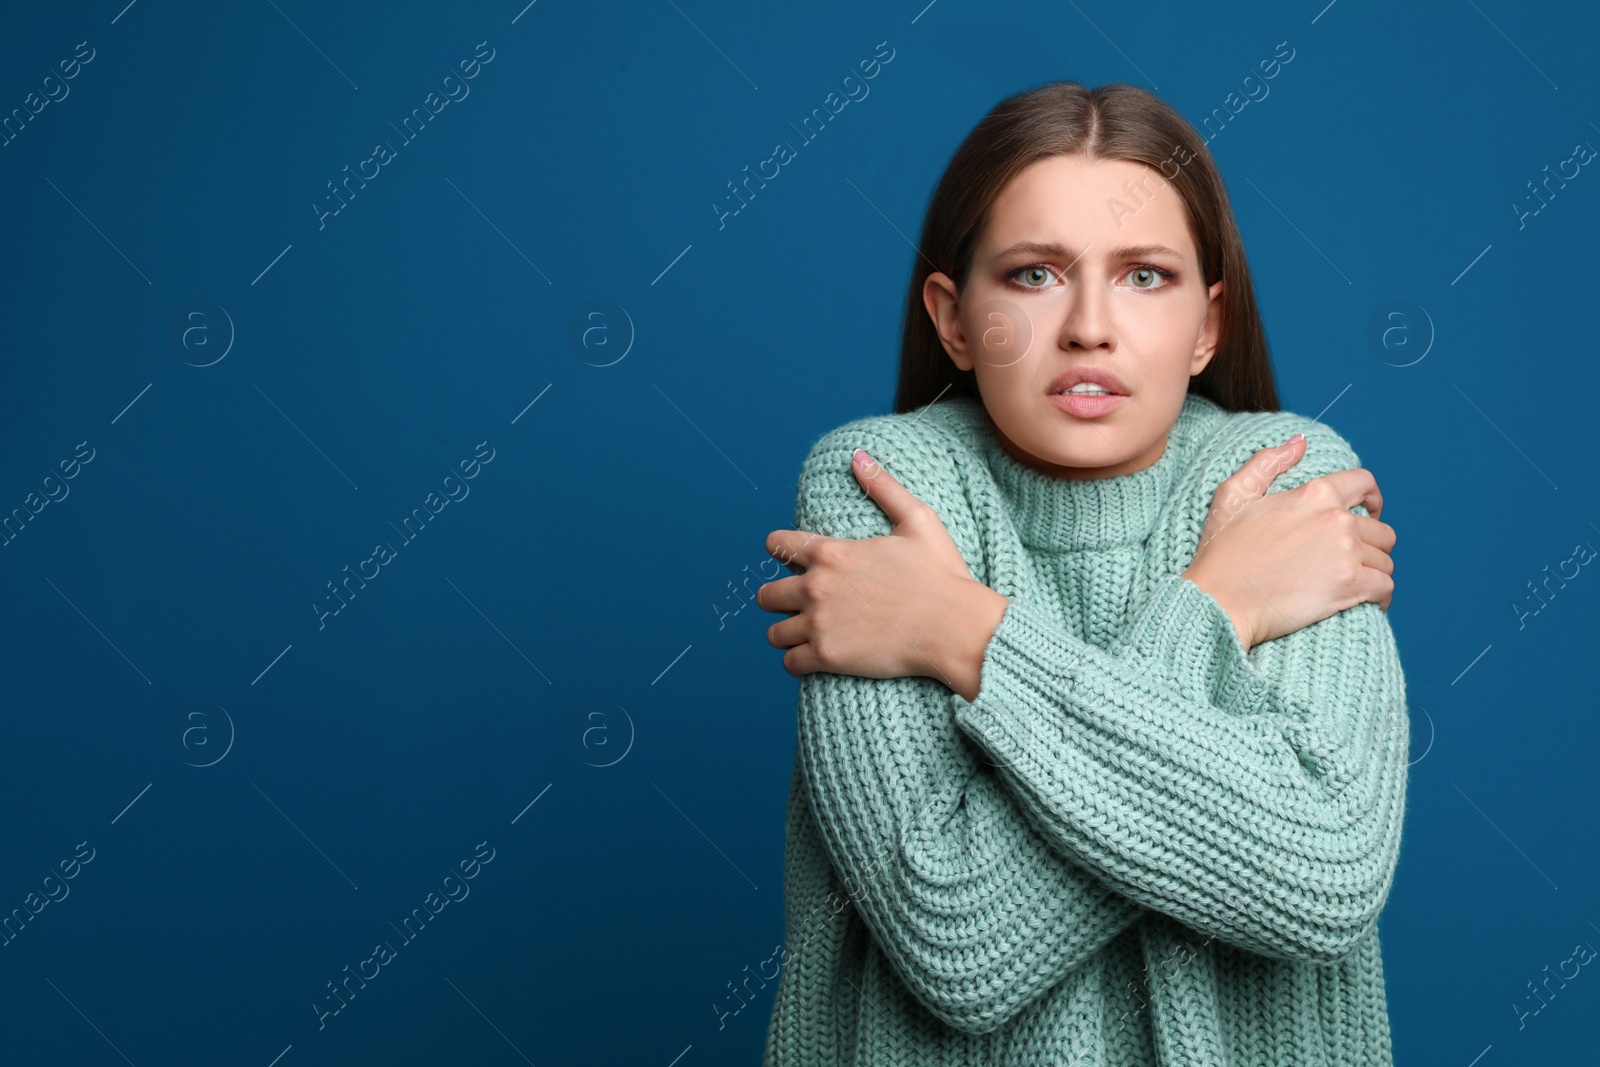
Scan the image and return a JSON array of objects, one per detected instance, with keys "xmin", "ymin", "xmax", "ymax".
[{"xmin": 761, "ymin": 391, "xmax": 1409, "ymax": 1066}]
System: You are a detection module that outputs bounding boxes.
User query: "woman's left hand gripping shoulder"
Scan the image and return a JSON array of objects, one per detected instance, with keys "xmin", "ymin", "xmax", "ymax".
[{"xmin": 759, "ymin": 447, "xmax": 1006, "ymax": 689}]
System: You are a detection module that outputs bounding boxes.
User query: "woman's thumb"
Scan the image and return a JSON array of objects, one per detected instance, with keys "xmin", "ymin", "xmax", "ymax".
[
  {"xmin": 1231, "ymin": 433, "xmax": 1306, "ymax": 500},
  {"xmin": 851, "ymin": 448, "xmax": 919, "ymax": 525}
]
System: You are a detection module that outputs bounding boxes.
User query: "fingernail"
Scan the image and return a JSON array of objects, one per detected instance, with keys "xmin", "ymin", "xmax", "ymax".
[
  {"xmin": 853, "ymin": 448, "xmax": 876, "ymax": 469},
  {"xmin": 1286, "ymin": 433, "xmax": 1303, "ymax": 445}
]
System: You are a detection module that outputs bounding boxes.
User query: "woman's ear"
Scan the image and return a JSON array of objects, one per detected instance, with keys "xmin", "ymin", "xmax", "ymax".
[
  {"xmin": 923, "ymin": 272, "xmax": 974, "ymax": 371},
  {"xmin": 1191, "ymin": 279, "xmax": 1225, "ymax": 375}
]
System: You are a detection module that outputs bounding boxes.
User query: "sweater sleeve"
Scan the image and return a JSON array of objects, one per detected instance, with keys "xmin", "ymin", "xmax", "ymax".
[
  {"xmin": 949, "ymin": 418, "xmax": 1410, "ymax": 965},
  {"xmin": 787, "ymin": 419, "xmax": 1147, "ymax": 1036}
]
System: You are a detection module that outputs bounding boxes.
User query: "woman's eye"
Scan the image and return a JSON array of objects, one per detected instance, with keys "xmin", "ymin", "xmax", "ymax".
[
  {"xmin": 1125, "ymin": 265, "xmax": 1176, "ymax": 291},
  {"xmin": 1009, "ymin": 265, "xmax": 1058, "ymax": 288}
]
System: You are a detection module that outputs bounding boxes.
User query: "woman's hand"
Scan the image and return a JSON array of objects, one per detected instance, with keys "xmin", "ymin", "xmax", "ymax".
[
  {"xmin": 1182, "ymin": 434, "xmax": 1397, "ymax": 652},
  {"xmin": 760, "ymin": 448, "xmax": 1007, "ymax": 693}
]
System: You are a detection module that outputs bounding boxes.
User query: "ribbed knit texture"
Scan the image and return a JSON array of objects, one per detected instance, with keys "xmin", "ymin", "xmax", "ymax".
[{"xmin": 762, "ymin": 392, "xmax": 1408, "ymax": 1065}]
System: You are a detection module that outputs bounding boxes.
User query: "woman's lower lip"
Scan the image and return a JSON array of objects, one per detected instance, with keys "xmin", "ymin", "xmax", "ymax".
[{"xmin": 1049, "ymin": 392, "xmax": 1127, "ymax": 418}]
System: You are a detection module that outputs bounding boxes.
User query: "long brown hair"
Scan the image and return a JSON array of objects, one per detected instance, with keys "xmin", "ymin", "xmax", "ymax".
[{"xmin": 893, "ymin": 81, "xmax": 1280, "ymax": 415}]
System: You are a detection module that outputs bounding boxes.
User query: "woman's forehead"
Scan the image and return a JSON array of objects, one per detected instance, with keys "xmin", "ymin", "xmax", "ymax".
[{"xmin": 982, "ymin": 157, "xmax": 1197, "ymax": 263}]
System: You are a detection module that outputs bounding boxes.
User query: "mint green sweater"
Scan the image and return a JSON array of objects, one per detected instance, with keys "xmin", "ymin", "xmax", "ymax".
[{"xmin": 762, "ymin": 392, "xmax": 1409, "ymax": 1065}]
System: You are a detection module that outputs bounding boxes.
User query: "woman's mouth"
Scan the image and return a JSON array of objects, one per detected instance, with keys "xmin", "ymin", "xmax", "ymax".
[{"xmin": 1048, "ymin": 391, "xmax": 1128, "ymax": 418}]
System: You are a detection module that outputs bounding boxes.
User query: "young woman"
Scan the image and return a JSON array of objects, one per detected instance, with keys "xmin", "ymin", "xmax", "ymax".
[{"xmin": 757, "ymin": 81, "xmax": 1407, "ymax": 1065}]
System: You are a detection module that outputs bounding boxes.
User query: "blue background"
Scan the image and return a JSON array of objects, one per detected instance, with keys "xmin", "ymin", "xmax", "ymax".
[{"xmin": 1, "ymin": 0, "xmax": 1596, "ymax": 1063}]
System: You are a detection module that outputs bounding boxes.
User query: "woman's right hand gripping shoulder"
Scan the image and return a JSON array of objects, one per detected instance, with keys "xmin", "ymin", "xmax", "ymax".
[{"xmin": 1180, "ymin": 433, "xmax": 1397, "ymax": 652}]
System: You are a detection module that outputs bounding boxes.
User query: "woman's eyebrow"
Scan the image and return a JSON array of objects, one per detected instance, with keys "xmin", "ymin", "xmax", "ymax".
[{"xmin": 993, "ymin": 240, "xmax": 1185, "ymax": 262}]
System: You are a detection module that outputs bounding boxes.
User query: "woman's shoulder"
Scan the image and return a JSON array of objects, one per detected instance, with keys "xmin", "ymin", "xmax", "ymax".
[
  {"xmin": 791, "ymin": 398, "xmax": 987, "ymax": 536},
  {"xmin": 1177, "ymin": 397, "xmax": 1369, "ymax": 501},
  {"xmin": 796, "ymin": 396, "xmax": 989, "ymax": 475}
]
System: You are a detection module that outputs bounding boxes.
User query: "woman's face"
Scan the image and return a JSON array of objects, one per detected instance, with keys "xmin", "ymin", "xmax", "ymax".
[{"xmin": 924, "ymin": 153, "xmax": 1224, "ymax": 480}]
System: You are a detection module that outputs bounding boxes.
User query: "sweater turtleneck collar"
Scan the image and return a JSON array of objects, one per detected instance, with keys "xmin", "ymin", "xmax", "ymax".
[{"xmin": 943, "ymin": 391, "xmax": 1223, "ymax": 552}]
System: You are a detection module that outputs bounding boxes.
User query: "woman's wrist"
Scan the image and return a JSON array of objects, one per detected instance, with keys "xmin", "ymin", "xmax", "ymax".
[{"xmin": 938, "ymin": 582, "xmax": 1010, "ymax": 702}]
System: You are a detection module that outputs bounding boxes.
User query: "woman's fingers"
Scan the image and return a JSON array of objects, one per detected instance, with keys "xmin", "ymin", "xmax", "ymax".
[
  {"xmin": 1354, "ymin": 514, "xmax": 1397, "ymax": 553},
  {"xmin": 756, "ymin": 574, "xmax": 805, "ymax": 614},
  {"xmin": 757, "ymin": 574, "xmax": 810, "ymax": 650},
  {"xmin": 1370, "ymin": 560, "xmax": 1395, "ymax": 612},
  {"xmin": 1351, "ymin": 540, "xmax": 1396, "ymax": 613},
  {"xmin": 1354, "ymin": 513, "xmax": 1397, "ymax": 611},
  {"xmin": 1314, "ymin": 466, "xmax": 1384, "ymax": 523},
  {"xmin": 779, "ymin": 643, "xmax": 822, "ymax": 679},
  {"xmin": 766, "ymin": 614, "xmax": 807, "ymax": 651},
  {"xmin": 766, "ymin": 528, "xmax": 827, "ymax": 575},
  {"xmin": 1359, "ymin": 539, "xmax": 1394, "ymax": 576}
]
